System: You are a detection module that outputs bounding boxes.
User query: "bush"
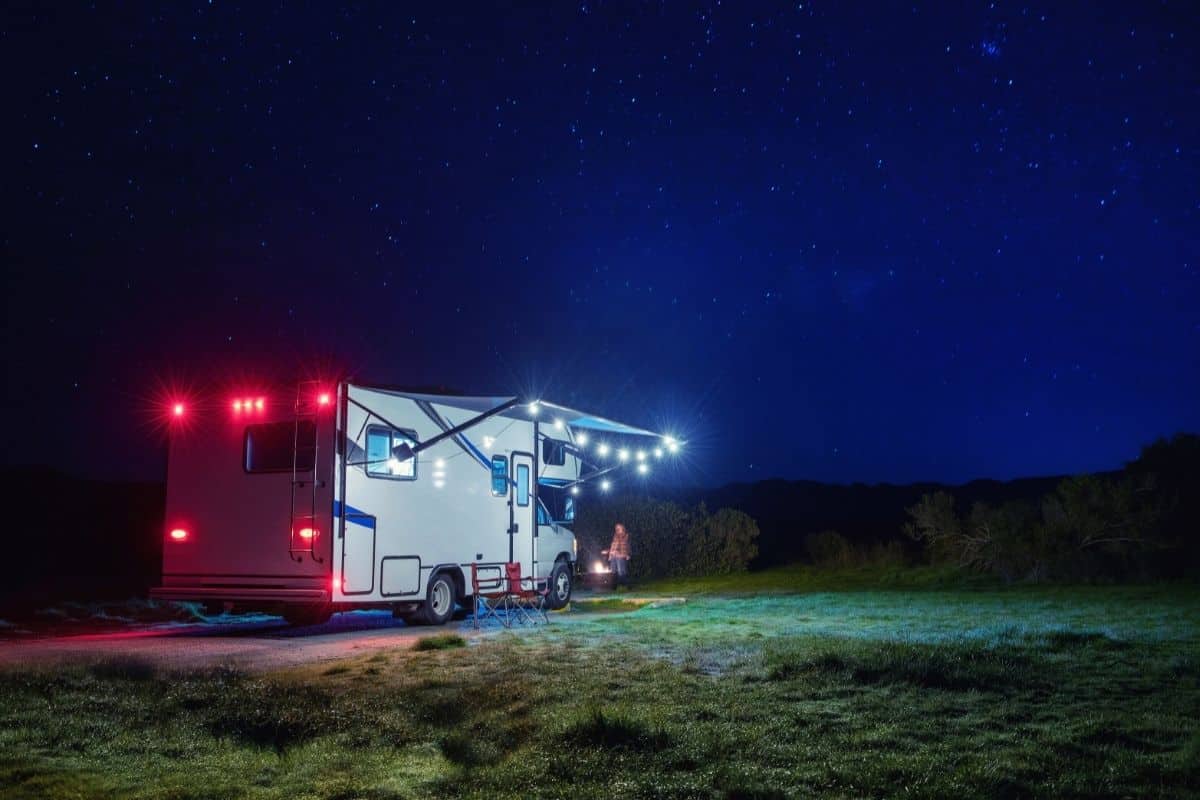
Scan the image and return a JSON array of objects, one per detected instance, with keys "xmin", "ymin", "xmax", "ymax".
[
  {"xmin": 685, "ymin": 507, "xmax": 760, "ymax": 576},
  {"xmin": 574, "ymin": 498, "xmax": 759, "ymax": 580},
  {"xmin": 804, "ymin": 530, "xmax": 855, "ymax": 568},
  {"xmin": 804, "ymin": 530, "xmax": 906, "ymax": 570},
  {"xmin": 904, "ymin": 474, "xmax": 1164, "ymax": 582}
]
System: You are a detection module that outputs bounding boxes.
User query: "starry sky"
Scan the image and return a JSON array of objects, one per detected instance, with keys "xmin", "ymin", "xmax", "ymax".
[{"xmin": 5, "ymin": 2, "xmax": 1198, "ymax": 487}]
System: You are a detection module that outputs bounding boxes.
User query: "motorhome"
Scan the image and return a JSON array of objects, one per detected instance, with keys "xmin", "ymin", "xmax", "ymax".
[{"xmin": 151, "ymin": 381, "xmax": 676, "ymax": 626}]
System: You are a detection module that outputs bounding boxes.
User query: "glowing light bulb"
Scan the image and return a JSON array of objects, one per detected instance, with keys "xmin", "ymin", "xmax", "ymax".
[
  {"xmin": 597, "ymin": 443, "xmax": 610, "ymax": 457},
  {"xmin": 172, "ymin": 403, "xmax": 185, "ymax": 417},
  {"xmin": 618, "ymin": 448, "xmax": 630, "ymax": 462},
  {"xmin": 664, "ymin": 436, "xmax": 680, "ymax": 454},
  {"xmin": 570, "ymin": 486, "xmax": 580, "ymax": 496},
  {"xmin": 528, "ymin": 401, "xmax": 540, "ymax": 415},
  {"xmin": 637, "ymin": 463, "xmax": 649, "ymax": 475},
  {"xmin": 576, "ymin": 432, "xmax": 588, "ymax": 447},
  {"xmin": 654, "ymin": 447, "xmax": 664, "ymax": 458},
  {"xmin": 636, "ymin": 450, "xmax": 646, "ymax": 461},
  {"xmin": 600, "ymin": 479, "xmax": 611, "ymax": 491},
  {"xmin": 554, "ymin": 418, "xmax": 564, "ymax": 430}
]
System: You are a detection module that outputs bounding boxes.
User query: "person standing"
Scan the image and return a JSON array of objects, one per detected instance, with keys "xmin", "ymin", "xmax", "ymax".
[{"xmin": 608, "ymin": 522, "xmax": 631, "ymax": 587}]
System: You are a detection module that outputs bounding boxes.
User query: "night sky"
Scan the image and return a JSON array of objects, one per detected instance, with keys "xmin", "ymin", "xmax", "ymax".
[{"xmin": 6, "ymin": 2, "xmax": 1198, "ymax": 487}]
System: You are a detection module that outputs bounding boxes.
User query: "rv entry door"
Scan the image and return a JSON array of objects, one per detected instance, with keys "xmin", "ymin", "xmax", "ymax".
[{"xmin": 509, "ymin": 452, "xmax": 536, "ymax": 568}]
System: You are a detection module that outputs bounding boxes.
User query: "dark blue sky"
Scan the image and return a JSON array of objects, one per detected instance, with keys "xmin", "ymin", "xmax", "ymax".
[{"xmin": 6, "ymin": 2, "xmax": 1198, "ymax": 486}]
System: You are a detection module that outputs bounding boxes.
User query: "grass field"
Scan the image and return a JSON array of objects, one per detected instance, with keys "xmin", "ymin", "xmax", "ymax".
[{"xmin": 2, "ymin": 569, "xmax": 1198, "ymax": 799}]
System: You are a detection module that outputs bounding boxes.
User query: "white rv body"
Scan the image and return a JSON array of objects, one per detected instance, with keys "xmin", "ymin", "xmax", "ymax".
[{"xmin": 152, "ymin": 381, "xmax": 662, "ymax": 625}]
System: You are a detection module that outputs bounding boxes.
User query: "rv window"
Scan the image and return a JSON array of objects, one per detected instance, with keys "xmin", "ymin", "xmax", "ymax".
[
  {"xmin": 244, "ymin": 420, "xmax": 316, "ymax": 473},
  {"xmin": 516, "ymin": 463, "xmax": 530, "ymax": 506},
  {"xmin": 364, "ymin": 426, "xmax": 417, "ymax": 480},
  {"xmin": 542, "ymin": 438, "xmax": 567, "ymax": 466},
  {"xmin": 490, "ymin": 455, "xmax": 508, "ymax": 496}
]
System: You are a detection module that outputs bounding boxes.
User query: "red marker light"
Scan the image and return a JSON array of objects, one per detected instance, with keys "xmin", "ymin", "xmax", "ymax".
[
  {"xmin": 172, "ymin": 403, "xmax": 185, "ymax": 417},
  {"xmin": 233, "ymin": 399, "xmax": 242, "ymax": 412},
  {"xmin": 255, "ymin": 397, "xmax": 265, "ymax": 411},
  {"xmin": 317, "ymin": 392, "xmax": 331, "ymax": 406},
  {"xmin": 297, "ymin": 527, "xmax": 317, "ymax": 540},
  {"xmin": 168, "ymin": 528, "xmax": 188, "ymax": 541}
]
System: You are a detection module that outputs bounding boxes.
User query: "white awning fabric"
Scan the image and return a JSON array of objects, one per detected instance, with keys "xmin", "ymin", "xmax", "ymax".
[{"xmin": 356, "ymin": 387, "xmax": 664, "ymax": 439}]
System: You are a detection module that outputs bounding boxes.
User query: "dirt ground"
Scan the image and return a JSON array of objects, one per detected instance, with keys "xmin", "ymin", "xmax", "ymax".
[{"xmin": 0, "ymin": 610, "xmax": 487, "ymax": 672}]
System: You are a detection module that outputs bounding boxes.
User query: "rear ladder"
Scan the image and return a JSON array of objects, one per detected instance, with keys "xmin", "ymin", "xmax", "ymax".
[{"xmin": 289, "ymin": 380, "xmax": 323, "ymax": 562}]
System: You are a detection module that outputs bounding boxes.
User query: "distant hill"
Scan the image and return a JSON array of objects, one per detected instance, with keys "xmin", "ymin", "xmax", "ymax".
[{"xmin": 2, "ymin": 467, "xmax": 163, "ymax": 613}]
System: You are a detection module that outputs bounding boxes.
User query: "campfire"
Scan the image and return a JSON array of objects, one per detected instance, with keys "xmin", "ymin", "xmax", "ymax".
[{"xmin": 581, "ymin": 559, "xmax": 615, "ymax": 591}]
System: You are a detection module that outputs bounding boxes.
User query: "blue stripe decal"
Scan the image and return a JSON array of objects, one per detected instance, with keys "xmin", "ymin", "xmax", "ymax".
[
  {"xmin": 459, "ymin": 433, "xmax": 491, "ymax": 469},
  {"xmin": 333, "ymin": 500, "xmax": 374, "ymax": 527}
]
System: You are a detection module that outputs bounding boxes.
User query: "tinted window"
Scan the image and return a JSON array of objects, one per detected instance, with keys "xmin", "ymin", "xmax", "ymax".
[
  {"xmin": 245, "ymin": 420, "xmax": 315, "ymax": 473},
  {"xmin": 516, "ymin": 463, "xmax": 530, "ymax": 506},
  {"xmin": 491, "ymin": 455, "xmax": 508, "ymax": 496},
  {"xmin": 542, "ymin": 438, "xmax": 567, "ymax": 466},
  {"xmin": 365, "ymin": 426, "xmax": 417, "ymax": 479}
]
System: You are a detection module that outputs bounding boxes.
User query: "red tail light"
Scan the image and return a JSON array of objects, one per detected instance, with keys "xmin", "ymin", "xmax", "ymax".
[
  {"xmin": 172, "ymin": 403, "xmax": 185, "ymax": 417},
  {"xmin": 318, "ymin": 392, "xmax": 332, "ymax": 406},
  {"xmin": 168, "ymin": 528, "xmax": 188, "ymax": 541},
  {"xmin": 297, "ymin": 527, "xmax": 318, "ymax": 540},
  {"xmin": 254, "ymin": 397, "xmax": 265, "ymax": 411}
]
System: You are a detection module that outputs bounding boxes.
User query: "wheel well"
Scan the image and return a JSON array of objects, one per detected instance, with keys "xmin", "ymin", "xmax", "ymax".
[
  {"xmin": 432, "ymin": 566, "xmax": 466, "ymax": 601},
  {"xmin": 555, "ymin": 552, "xmax": 572, "ymax": 567}
]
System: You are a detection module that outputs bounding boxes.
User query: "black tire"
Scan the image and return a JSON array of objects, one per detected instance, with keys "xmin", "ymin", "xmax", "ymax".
[
  {"xmin": 418, "ymin": 573, "xmax": 455, "ymax": 626},
  {"xmin": 545, "ymin": 561, "xmax": 573, "ymax": 610},
  {"xmin": 282, "ymin": 603, "xmax": 332, "ymax": 627}
]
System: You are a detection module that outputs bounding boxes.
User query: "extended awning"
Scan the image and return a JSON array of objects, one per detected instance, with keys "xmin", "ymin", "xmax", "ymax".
[{"xmin": 354, "ymin": 388, "xmax": 670, "ymax": 440}]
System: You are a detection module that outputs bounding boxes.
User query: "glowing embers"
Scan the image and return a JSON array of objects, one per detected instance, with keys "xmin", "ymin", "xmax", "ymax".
[{"xmin": 232, "ymin": 396, "xmax": 267, "ymax": 414}]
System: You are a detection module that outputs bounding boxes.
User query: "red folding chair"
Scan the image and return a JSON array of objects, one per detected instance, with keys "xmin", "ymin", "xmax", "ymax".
[
  {"xmin": 503, "ymin": 562, "xmax": 551, "ymax": 625},
  {"xmin": 471, "ymin": 563, "xmax": 508, "ymax": 629}
]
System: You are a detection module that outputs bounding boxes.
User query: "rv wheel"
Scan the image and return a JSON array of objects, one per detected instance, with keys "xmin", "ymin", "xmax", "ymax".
[
  {"xmin": 418, "ymin": 573, "xmax": 456, "ymax": 626},
  {"xmin": 282, "ymin": 603, "xmax": 332, "ymax": 627},
  {"xmin": 545, "ymin": 562, "xmax": 573, "ymax": 610}
]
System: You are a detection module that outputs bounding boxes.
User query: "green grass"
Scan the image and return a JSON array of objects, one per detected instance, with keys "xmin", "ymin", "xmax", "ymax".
[
  {"xmin": 2, "ymin": 575, "xmax": 1197, "ymax": 798},
  {"xmin": 411, "ymin": 634, "xmax": 467, "ymax": 652}
]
